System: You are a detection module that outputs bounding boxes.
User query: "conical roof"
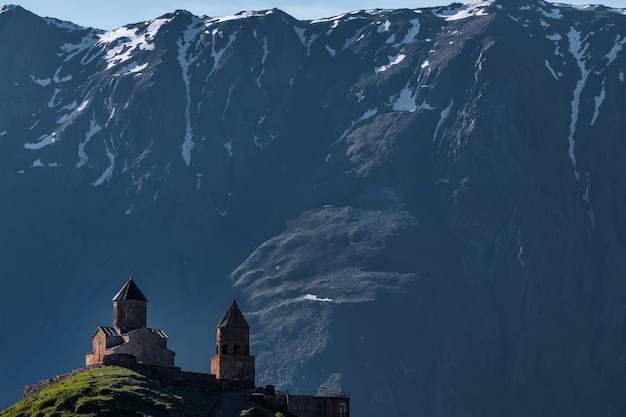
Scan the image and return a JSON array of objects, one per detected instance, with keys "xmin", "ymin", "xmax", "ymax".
[
  {"xmin": 112, "ymin": 275, "xmax": 147, "ymax": 301},
  {"xmin": 217, "ymin": 299, "xmax": 250, "ymax": 329}
]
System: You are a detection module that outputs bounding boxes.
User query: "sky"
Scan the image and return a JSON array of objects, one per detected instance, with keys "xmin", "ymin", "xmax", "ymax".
[{"xmin": 11, "ymin": 0, "xmax": 626, "ymax": 30}]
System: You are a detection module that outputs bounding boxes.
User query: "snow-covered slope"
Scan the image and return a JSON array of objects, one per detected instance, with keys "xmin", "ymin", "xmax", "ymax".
[{"xmin": 1, "ymin": 1, "xmax": 626, "ymax": 416}]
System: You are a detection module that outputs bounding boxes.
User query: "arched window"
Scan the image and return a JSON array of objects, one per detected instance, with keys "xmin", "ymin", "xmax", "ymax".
[
  {"xmin": 234, "ymin": 344, "xmax": 240, "ymax": 355},
  {"xmin": 221, "ymin": 344, "xmax": 229, "ymax": 354},
  {"xmin": 216, "ymin": 345, "xmax": 219, "ymax": 355},
  {"xmin": 245, "ymin": 345, "xmax": 249, "ymax": 355}
]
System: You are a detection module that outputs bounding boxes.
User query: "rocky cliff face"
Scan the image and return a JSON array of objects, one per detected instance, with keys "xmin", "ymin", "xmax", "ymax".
[{"xmin": 1, "ymin": 1, "xmax": 626, "ymax": 415}]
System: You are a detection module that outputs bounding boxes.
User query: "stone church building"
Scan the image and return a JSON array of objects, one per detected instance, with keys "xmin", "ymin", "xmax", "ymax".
[
  {"xmin": 79, "ymin": 276, "xmax": 350, "ymax": 416},
  {"xmin": 85, "ymin": 275, "xmax": 176, "ymax": 367},
  {"xmin": 210, "ymin": 299, "xmax": 256, "ymax": 383},
  {"xmin": 84, "ymin": 276, "xmax": 256, "ymax": 388}
]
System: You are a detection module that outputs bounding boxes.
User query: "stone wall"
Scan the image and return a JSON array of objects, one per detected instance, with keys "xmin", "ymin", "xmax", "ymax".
[
  {"xmin": 22, "ymin": 368, "xmax": 90, "ymax": 398},
  {"xmin": 22, "ymin": 379, "xmax": 52, "ymax": 399},
  {"xmin": 210, "ymin": 353, "xmax": 255, "ymax": 384},
  {"xmin": 111, "ymin": 328, "xmax": 175, "ymax": 367},
  {"xmin": 23, "ymin": 355, "xmax": 217, "ymax": 399},
  {"xmin": 104, "ymin": 354, "xmax": 216, "ymax": 392}
]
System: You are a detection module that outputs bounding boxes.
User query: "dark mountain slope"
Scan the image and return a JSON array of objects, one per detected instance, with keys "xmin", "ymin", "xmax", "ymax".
[{"xmin": 1, "ymin": 1, "xmax": 626, "ymax": 416}]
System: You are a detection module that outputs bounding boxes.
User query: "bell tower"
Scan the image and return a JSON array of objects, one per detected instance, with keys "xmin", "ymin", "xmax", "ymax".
[
  {"xmin": 210, "ymin": 299, "xmax": 255, "ymax": 386},
  {"xmin": 112, "ymin": 274, "xmax": 147, "ymax": 333}
]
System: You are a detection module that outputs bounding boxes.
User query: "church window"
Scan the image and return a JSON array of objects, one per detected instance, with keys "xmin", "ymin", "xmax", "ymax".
[
  {"xmin": 221, "ymin": 344, "xmax": 229, "ymax": 354},
  {"xmin": 340, "ymin": 401, "xmax": 348, "ymax": 417},
  {"xmin": 234, "ymin": 344, "xmax": 240, "ymax": 354},
  {"xmin": 245, "ymin": 345, "xmax": 249, "ymax": 355}
]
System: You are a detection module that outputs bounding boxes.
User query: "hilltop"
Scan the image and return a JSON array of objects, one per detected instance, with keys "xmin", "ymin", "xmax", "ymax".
[
  {"xmin": 0, "ymin": 366, "xmax": 213, "ymax": 416},
  {"xmin": 0, "ymin": 366, "xmax": 278, "ymax": 417}
]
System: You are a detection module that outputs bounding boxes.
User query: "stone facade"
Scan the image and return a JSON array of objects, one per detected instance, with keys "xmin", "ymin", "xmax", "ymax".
[
  {"xmin": 210, "ymin": 300, "xmax": 255, "ymax": 386},
  {"xmin": 262, "ymin": 392, "xmax": 350, "ymax": 417},
  {"xmin": 86, "ymin": 326, "xmax": 174, "ymax": 367},
  {"xmin": 85, "ymin": 276, "xmax": 175, "ymax": 367}
]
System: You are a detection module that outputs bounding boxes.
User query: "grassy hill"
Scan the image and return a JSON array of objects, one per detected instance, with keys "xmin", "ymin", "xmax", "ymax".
[
  {"xmin": 0, "ymin": 365, "xmax": 285, "ymax": 417},
  {"xmin": 0, "ymin": 366, "xmax": 214, "ymax": 417}
]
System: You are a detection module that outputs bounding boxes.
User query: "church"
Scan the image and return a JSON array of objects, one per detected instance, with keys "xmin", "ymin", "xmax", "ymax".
[
  {"xmin": 81, "ymin": 275, "xmax": 348, "ymax": 416},
  {"xmin": 85, "ymin": 275, "xmax": 256, "ymax": 388},
  {"xmin": 85, "ymin": 275, "xmax": 176, "ymax": 367}
]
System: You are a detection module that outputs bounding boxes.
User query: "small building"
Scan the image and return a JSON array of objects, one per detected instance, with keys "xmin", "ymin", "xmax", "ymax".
[
  {"xmin": 210, "ymin": 299, "xmax": 255, "ymax": 387},
  {"xmin": 286, "ymin": 393, "xmax": 350, "ymax": 417},
  {"xmin": 263, "ymin": 391, "xmax": 350, "ymax": 417},
  {"xmin": 85, "ymin": 275, "xmax": 175, "ymax": 367}
]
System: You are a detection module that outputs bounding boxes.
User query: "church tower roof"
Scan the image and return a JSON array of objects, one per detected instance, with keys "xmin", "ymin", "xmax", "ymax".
[
  {"xmin": 217, "ymin": 299, "xmax": 250, "ymax": 329},
  {"xmin": 112, "ymin": 274, "xmax": 147, "ymax": 301}
]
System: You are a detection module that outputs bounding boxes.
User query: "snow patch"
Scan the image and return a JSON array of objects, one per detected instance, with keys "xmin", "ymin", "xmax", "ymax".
[
  {"xmin": 177, "ymin": 19, "xmax": 204, "ymax": 166},
  {"xmin": 294, "ymin": 26, "xmax": 319, "ymax": 55},
  {"xmin": 44, "ymin": 17, "xmax": 83, "ymax": 31},
  {"xmin": 340, "ymin": 26, "xmax": 368, "ymax": 51},
  {"xmin": 222, "ymin": 83, "xmax": 236, "ymax": 120},
  {"xmin": 391, "ymin": 86, "xmax": 417, "ymax": 112},
  {"xmin": 303, "ymin": 294, "xmax": 333, "ymax": 302},
  {"xmin": 207, "ymin": 10, "xmax": 273, "ymax": 24},
  {"xmin": 375, "ymin": 54, "xmax": 406, "ymax": 73},
  {"xmin": 48, "ymin": 88, "xmax": 61, "ymax": 108},
  {"xmin": 546, "ymin": 33, "xmax": 562, "ymax": 42},
  {"xmin": 261, "ymin": 37, "xmax": 269, "ymax": 64},
  {"xmin": 566, "ymin": 28, "xmax": 590, "ymax": 179},
  {"xmin": 92, "ymin": 142, "xmax": 115, "ymax": 186},
  {"xmin": 541, "ymin": 8, "xmax": 563, "ymax": 19},
  {"xmin": 61, "ymin": 30, "xmax": 102, "ymax": 64},
  {"xmin": 208, "ymin": 28, "xmax": 238, "ymax": 77},
  {"xmin": 224, "ymin": 140, "xmax": 233, "ymax": 157},
  {"xmin": 31, "ymin": 76, "xmax": 51, "ymax": 87},
  {"xmin": 97, "ymin": 17, "xmax": 172, "ymax": 70},
  {"xmin": 399, "ymin": 18, "xmax": 420, "ymax": 44},
  {"xmin": 433, "ymin": 0, "xmax": 494, "ymax": 21},
  {"xmin": 603, "ymin": 35, "xmax": 626, "ymax": 65},
  {"xmin": 77, "ymin": 117, "xmax": 102, "ymax": 168},
  {"xmin": 52, "ymin": 67, "xmax": 72, "ymax": 83},
  {"xmin": 591, "ymin": 79, "xmax": 606, "ymax": 126},
  {"xmin": 544, "ymin": 59, "xmax": 559, "ymax": 80},
  {"xmin": 114, "ymin": 61, "xmax": 148, "ymax": 76},
  {"xmin": 377, "ymin": 20, "xmax": 391, "ymax": 32},
  {"xmin": 433, "ymin": 99, "xmax": 454, "ymax": 142},
  {"xmin": 24, "ymin": 133, "xmax": 56, "ymax": 150}
]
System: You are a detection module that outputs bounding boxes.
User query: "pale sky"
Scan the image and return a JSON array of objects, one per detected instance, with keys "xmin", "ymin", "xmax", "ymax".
[{"xmin": 11, "ymin": 0, "xmax": 626, "ymax": 30}]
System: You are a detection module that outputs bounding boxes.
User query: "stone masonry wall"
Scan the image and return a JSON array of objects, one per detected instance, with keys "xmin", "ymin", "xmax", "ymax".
[{"xmin": 23, "ymin": 354, "xmax": 217, "ymax": 399}]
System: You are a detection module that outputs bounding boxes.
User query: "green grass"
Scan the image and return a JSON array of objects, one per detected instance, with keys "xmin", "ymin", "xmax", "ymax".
[
  {"xmin": 240, "ymin": 407, "xmax": 283, "ymax": 417},
  {"xmin": 0, "ymin": 366, "xmax": 214, "ymax": 417}
]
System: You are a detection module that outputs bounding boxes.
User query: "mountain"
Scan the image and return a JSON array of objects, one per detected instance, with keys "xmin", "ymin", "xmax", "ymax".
[{"xmin": 1, "ymin": 1, "xmax": 626, "ymax": 415}]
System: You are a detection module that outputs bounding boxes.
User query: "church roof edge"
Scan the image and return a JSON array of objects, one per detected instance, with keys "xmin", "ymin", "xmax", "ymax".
[
  {"xmin": 112, "ymin": 275, "xmax": 148, "ymax": 301},
  {"xmin": 217, "ymin": 299, "xmax": 250, "ymax": 329}
]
